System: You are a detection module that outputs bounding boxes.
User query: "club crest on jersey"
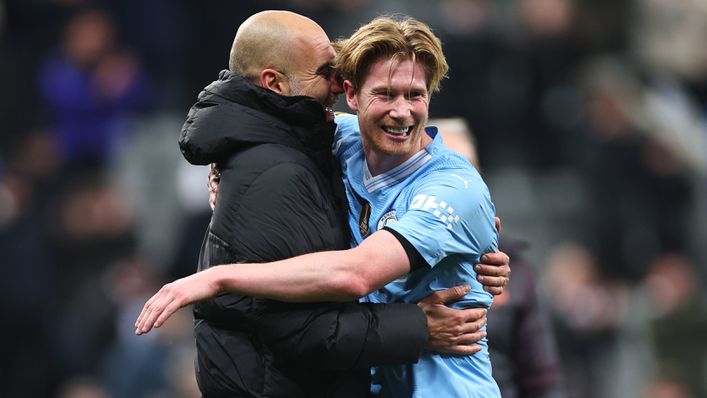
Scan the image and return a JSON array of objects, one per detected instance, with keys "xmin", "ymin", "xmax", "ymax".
[
  {"xmin": 377, "ymin": 210, "xmax": 398, "ymax": 230},
  {"xmin": 409, "ymin": 194, "xmax": 460, "ymax": 230}
]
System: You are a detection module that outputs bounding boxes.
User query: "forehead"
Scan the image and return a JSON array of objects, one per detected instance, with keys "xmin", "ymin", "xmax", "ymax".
[
  {"xmin": 361, "ymin": 57, "xmax": 428, "ymax": 90},
  {"xmin": 296, "ymin": 29, "xmax": 335, "ymax": 67}
]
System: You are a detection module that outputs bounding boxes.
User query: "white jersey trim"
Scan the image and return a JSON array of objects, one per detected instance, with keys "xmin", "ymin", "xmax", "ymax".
[{"xmin": 363, "ymin": 149, "xmax": 432, "ymax": 192}]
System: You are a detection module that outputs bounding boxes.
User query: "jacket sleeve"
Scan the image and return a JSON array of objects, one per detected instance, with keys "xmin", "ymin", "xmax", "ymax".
[
  {"xmin": 254, "ymin": 300, "xmax": 428, "ymax": 370},
  {"xmin": 208, "ymin": 158, "xmax": 429, "ymax": 369}
]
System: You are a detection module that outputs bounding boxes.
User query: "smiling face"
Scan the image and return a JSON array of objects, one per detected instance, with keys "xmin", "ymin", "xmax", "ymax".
[{"xmin": 344, "ymin": 57, "xmax": 431, "ymax": 175}]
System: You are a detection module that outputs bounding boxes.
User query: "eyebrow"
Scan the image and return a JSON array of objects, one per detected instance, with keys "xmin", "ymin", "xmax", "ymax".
[{"xmin": 315, "ymin": 61, "xmax": 334, "ymax": 75}]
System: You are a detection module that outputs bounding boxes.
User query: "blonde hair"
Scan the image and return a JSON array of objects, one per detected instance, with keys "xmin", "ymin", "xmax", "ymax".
[{"xmin": 333, "ymin": 16, "xmax": 448, "ymax": 93}]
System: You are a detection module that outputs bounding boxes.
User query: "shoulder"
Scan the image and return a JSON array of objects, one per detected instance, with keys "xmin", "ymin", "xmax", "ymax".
[
  {"xmin": 333, "ymin": 113, "xmax": 360, "ymax": 152},
  {"xmin": 417, "ymin": 160, "xmax": 488, "ymax": 200},
  {"xmin": 228, "ymin": 143, "xmax": 313, "ymax": 170},
  {"xmin": 403, "ymin": 159, "xmax": 493, "ymax": 226},
  {"xmin": 214, "ymin": 151, "xmax": 331, "ymax": 231},
  {"xmin": 334, "ymin": 112, "xmax": 358, "ymax": 131},
  {"xmin": 220, "ymin": 144, "xmax": 325, "ymax": 195}
]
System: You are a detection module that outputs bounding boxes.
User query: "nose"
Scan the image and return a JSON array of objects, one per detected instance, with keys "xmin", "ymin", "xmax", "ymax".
[{"xmin": 388, "ymin": 95, "xmax": 411, "ymax": 120}]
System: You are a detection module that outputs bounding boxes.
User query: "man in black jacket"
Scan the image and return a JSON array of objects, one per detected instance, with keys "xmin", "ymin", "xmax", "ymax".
[{"xmin": 140, "ymin": 11, "xmax": 510, "ymax": 398}]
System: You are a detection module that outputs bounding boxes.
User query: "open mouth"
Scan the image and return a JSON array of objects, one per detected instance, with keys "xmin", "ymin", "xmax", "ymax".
[{"xmin": 382, "ymin": 126, "xmax": 412, "ymax": 137}]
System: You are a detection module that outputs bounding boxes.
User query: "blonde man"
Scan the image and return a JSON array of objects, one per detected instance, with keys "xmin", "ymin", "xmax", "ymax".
[{"xmin": 331, "ymin": 17, "xmax": 500, "ymax": 397}]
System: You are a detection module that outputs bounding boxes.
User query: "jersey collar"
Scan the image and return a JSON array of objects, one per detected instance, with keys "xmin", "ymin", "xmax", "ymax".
[{"xmin": 362, "ymin": 127, "xmax": 439, "ymax": 193}]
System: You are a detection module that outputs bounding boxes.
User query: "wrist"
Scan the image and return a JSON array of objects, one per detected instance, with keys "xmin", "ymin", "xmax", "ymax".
[{"xmin": 205, "ymin": 266, "xmax": 224, "ymax": 295}]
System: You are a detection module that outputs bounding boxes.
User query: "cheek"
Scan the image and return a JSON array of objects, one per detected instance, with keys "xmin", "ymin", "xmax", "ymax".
[
  {"xmin": 412, "ymin": 100, "xmax": 429, "ymax": 118},
  {"xmin": 313, "ymin": 80, "xmax": 329, "ymax": 97}
]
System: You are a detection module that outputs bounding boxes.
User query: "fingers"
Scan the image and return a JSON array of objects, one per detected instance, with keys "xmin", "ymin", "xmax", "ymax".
[
  {"xmin": 429, "ymin": 312, "xmax": 489, "ymax": 355},
  {"xmin": 460, "ymin": 308, "xmax": 487, "ymax": 325},
  {"xmin": 135, "ymin": 292, "xmax": 163, "ymax": 335},
  {"xmin": 475, "ymin": 251, "xmax": 511, "ymax": 291},
  {"xmin": 207, "ymin": 163, "xmax": 220, "ymax": 210},
  {"xmin": 209, "ymin": 191, "xmax": 217, "ymax": 211},
  {"xmin": 443, "ymin": 322, "xmax": 487, "ymax": 355},
  {"xmin": 476, "ymin": 251, "xmax": 510, "ymax": 296},
  {"xmin": 494, "ymin": 216, "xmax": 502, "ymax": 235},
  {"xmin": 479, "ymin": 251, "xmax": 510, "ymax": 268},
  {"xmin": 476, "ymin": 270, "xmax": 509, "ymax": 283},
  {"xmin": 475, "ymin": 272, "xmax": 509, "ymax": 296},
  {"xmin": 439, "ymin": 309, "xmax": 487, "ymax": 339},
  {"xmin": 475, "ymin": 263, "xmax": 510, "ymax": 278},
  {"xmin": 134, "ymin": 284, "xmax": 184, "ymax": 335},
  {"xmin": 483, "ymin": 285, "xmax": 504, "ymax": 296},
  {"xmin": 419, "ymin": 285, "xmax": 471, "ymax": 305},
  {"xmin": 442, "ymin": 343, "xmax": 483, "ymax": 356},
  {"xmin": 454, "ymin": 329, "xmax": 487, "ymax": 346},
  {"xmin": 475, "ymin": 254, "xmax": 511, "ymax": 296}
]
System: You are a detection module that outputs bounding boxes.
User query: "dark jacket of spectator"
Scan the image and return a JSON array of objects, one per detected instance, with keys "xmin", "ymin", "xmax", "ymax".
[
  {"xmin": 178, "ymin": 70, "xmax": 429, "ymax": 398},
  {"xmin": 488, "ymin": 242, "xmax": 566, "ymax": 398}
]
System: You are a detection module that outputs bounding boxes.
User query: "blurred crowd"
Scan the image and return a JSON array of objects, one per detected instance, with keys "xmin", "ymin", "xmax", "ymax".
[{"xmin": 0, "ymin": 1, "xmax": 705, "ymax": 398}]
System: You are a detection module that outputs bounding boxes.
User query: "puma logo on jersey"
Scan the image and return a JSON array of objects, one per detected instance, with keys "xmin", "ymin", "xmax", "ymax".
[
  {"xmin": 450, "ymin": 173, "xmax": 473, "ymax": 189},
  {"xmin": 409, "ymin": 194, "xmax": 460, "ymax": 229}
]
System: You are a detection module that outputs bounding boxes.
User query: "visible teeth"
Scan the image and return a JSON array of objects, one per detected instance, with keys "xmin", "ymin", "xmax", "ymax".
[{"xmin": 383, "ymin": 126, "xmax": 409, "ymax": 136}]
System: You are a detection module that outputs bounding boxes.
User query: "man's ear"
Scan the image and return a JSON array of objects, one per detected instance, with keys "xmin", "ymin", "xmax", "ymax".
[
  {"xmin": 343, "ymin": 80, "xmax": 359, "ymax": 112},
  {"xmin": 259, "ymin": 69, "xmax": 288, "ymax": 95}
]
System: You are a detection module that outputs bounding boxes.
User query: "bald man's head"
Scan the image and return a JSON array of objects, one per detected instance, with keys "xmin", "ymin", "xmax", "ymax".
[{"xmin": 229, "ymin": 10, "xmax": 326, "ymax": 83}]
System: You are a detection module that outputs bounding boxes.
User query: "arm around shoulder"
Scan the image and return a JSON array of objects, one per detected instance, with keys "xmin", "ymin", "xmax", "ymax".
[{"xmin": 210, "ymin": 228, "xmax": 412, "ymax": 302}]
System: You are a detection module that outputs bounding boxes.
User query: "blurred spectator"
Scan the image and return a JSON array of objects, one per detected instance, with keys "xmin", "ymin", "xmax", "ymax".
[
  {"xmin": 47, "ymin": 174, "xmax": 137, "ymax": 379},
  {"xmin": 37, "ymin": 7, "xmax": 153, "ymax": 170},
  {"xmin": 431, "ymin": 0, "xmax": 588, "ymax": 172},
  {"xmin": 0, "ymin": 1, "xmax": 38, "ymax": 154},
  {"xmin": 632, "ymin": 0, "xmax": 707, "ymax": 93},
  {"xmin": 642, "ymin": 253, "xmax": 707, "ymax": 397},
  {"xmin": 99, "ymin": 257, "xmax": 196, "ymax": 398},
  {"xmin": 162, "ymin": 344, "xmax": 201, "ymax": 398},
  {"xmin": 109, "ymin": 0, "xmax": 189, "ymax": 110},
  {"xmin": 541, "ymin": 242, "xmax": 629, "ymax": 398},
  {"xmin": 109, "ymin": 114, "xmax": 204, "ymax": 275},
  {"xmin": 643, "ymin": 376, "xmax": 696, "ymax": 398},
  {"xmin": 578, "ymin": 58, "xmax": 694, "ymax": 281},
  {"xmin": 56, "ymin": 375, "xmax": 111, "ymax": 398},
  {"xmin": 429, "ymin": 0, "xmax": 503, "ymax": 169},
  {"xmin": 0, "ymin": 131, "xmax": 60, "ymax": 398},
  {"xmin": 490, "ymin": 242, "xmax": 567, "ymax": 398}
]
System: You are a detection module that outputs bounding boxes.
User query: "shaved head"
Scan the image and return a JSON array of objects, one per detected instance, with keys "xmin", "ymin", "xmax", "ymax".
[{"xmin": 229, "ymin": 10, "xmax": 326, "ymax": 82}]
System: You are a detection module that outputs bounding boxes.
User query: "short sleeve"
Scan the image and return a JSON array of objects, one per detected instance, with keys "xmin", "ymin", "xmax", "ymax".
[{"xmin": 386, "ymin": 170, "xmax": 498, "ymax": 266}]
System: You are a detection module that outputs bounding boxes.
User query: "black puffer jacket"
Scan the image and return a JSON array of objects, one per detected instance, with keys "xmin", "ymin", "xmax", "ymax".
[{"xmin": 179, "ymin": 71, "xmax": 428, "ymax": 398}]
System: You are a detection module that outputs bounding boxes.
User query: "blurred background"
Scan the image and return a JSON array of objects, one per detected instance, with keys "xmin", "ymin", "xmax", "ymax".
[{"xmin": 0, "ymin": 0, "xmax": 705, "ymax": 397}]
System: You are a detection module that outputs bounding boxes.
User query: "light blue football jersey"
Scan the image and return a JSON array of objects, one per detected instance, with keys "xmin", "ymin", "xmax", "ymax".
[{"xmin": 333, "ymin": 113, "xmax": 501, "ymax": 398}]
